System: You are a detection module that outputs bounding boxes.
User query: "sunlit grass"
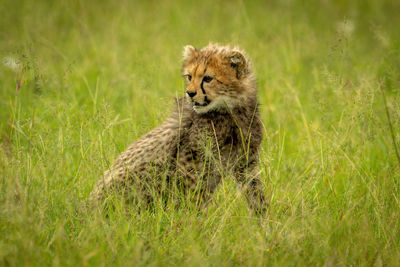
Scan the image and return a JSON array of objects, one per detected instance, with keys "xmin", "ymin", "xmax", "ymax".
[{"xmin": 1, "ymin": 0, "xmax": 400, "ymax": 265}]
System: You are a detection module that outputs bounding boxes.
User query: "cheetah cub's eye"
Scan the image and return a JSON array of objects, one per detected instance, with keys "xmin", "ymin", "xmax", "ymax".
[
  {"xmin": 203, "ymin": 76, "xmax": 213, "ymax": 83},
  {"xmin": 184, "ymin": 74, "xmax": 192, "ymax": 82}
]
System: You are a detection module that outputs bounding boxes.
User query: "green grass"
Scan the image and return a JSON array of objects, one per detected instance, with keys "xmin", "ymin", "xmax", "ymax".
[{"xmin": 1, "ymin": 0, "xmax": 400, "ymax": 265}]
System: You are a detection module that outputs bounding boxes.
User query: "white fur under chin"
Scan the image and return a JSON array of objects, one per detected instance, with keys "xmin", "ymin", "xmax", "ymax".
[{"xmin": 193, "ymin": 96, "xmax": 238, "ymax": 114}]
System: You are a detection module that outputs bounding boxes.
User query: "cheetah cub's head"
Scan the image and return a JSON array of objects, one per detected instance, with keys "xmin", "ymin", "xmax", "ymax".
[{"xmin": 182, "ymin": 44, "xmax": 256, "ymax": 114}]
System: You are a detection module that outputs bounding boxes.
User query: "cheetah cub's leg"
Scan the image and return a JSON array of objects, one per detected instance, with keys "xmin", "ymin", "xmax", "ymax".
[
  {"xmin": 175, "ymin": 148, "xmax": 223, "ymax": 209},
  {"xmin": 235, "ymin": 164, "xmax": 266, "ymax": 215}
]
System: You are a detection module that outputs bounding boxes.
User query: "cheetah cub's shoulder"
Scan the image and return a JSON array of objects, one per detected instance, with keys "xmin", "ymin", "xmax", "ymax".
[{"xmin": 90, "ymin": 44, "xmax": 266, "ymax": 214}]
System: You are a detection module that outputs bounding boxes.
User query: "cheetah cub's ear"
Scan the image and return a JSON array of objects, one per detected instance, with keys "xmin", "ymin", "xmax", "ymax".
[
  {"xmin": 182, "ymin": 45, "xmax": 198, "ymax": 63},
  {"xmin": 229, "ymin": 50, "xmax": 248, "ymax": 79}
]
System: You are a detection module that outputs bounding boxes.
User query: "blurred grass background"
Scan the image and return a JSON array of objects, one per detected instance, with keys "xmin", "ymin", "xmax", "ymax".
[{"xmin": 1, "ymin": 0, "xmax": 400, "ymax": 265}]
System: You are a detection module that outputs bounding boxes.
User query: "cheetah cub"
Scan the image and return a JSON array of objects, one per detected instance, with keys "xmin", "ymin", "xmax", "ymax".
[{"xmin": 89, "ymin": 44, "xmax": 266, "ymax": 214}]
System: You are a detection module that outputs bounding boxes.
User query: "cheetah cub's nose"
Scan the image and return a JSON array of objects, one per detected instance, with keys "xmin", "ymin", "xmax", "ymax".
[{"xmin": 187, "ymin": 91, "xmax": 197, "ymax": 98}]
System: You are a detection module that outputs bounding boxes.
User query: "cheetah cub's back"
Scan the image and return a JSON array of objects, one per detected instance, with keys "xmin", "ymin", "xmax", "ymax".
[{"xmin": 90, "ymin": 44, "xmax": 266, "ymax": 214}]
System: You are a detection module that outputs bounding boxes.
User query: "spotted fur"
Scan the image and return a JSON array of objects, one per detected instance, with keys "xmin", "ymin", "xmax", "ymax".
[{"xmin": 89, "ymin": 44, "xmax": 266, "ymax": 214}]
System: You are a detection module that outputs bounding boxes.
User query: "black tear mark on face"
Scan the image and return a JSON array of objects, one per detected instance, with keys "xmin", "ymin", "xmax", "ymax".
[{"xmin": 200, "ymin": 80, "xmax": 206, "ymax": 95}]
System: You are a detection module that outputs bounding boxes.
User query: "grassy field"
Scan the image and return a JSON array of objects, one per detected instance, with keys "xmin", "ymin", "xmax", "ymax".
[{"xmin": 1, "ymin": 0, "xmax": 400, "ymax": 265}]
